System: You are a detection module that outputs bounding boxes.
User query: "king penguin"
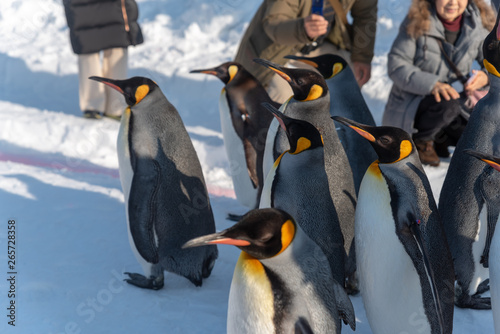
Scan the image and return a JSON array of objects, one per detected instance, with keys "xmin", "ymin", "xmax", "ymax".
[
  {"xmin": 464, "ymin": 150, "xmax": 500, "ymax": 333},
  {"xmin": 183, "ymin": 208, "xmax": 356, "ymax": 334},
  {"xmin": 254, "ymin": 58, "xmax": 357, "ymax": 290},
  {"xmin": 334, "ymin": 116, "xmax": 455, "ymax": 334},
  {"xmin": 259, "ymin": 102, "xmax": 347, "ymax": 288},
  {"xmin": 190, "ymin": 63, "xmax": 276, "ymax": 209},
  {"xmin": 285, "ymin": 54, "xmax": 377, "ymax": 194},
  {"xmin": 89, "ymin": 76, "xmax": 218, "ymax": 289},
  {"xmin": 438, "ymin": 14, "xmax": 500, "ymax": 309}
]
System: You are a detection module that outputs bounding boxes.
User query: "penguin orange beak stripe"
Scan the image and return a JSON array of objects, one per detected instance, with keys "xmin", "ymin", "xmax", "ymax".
[
  {"xmin": 464, "ymin": 149, "xmax": 500, "ymax": 172},
  {"xmin": 182, "ymin": 233, "xmax": 251, "ymax": 249},
  {"xmin": 262, "ymin": 102, "xmax": 287, "ymax": 132},
  {"xmin": 207, "ymin": 238, "xmax": 251, "ymax": 246},
  {"xmin": 284, "ymin": 55, "xmax": 319, "ymax": 68},
  {"xmin": 89, "ymin": 76, "xmax": 124, "ymax": 94},
  {"xmin": 253, "ymin": 58, "xmax": 292, "ymax": 83},
  {"xmin": 350, "ymin": 126, "xmax": 376, "ymax": 142},
  {"xmin": 332, "ymin": 116, "xmax": 376, "ymax": 142},
  {"xmin": 190, "ymin": 69, "xmax": 218, "ymax": 76}
]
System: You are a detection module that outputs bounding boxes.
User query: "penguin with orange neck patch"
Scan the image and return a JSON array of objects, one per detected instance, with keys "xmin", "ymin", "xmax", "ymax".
[
  {"xmin": 285, "ymin": 54, "xmax": 377, "ymax": 194},
  {"xmin": 190, "ymin": 63, "xmax": 276, "ymax": 210},
  {"xmin": 438, "ymin": 13, "xmax": 500, "ymax": 310},
  {"xmin": 254, "ymin": 58, "xmax": 357, "ymax": 291},
  {"xmin": 89, "ymin": 76, "xmax": 218, "ymax": 290},
  {"xmin": 183, "ymin": 208, "xmax": 356, "ymax": 334},
  {"xmin": 464, "ymin": 150, "xmax": 500, "ymax": 333},
  {"xmin": 259, "ymin": 102, "xmax": 347, "ymax": 288},
  {"xmin": 334, "ymin": 116, "xmax": 454, "ymax": 334}
]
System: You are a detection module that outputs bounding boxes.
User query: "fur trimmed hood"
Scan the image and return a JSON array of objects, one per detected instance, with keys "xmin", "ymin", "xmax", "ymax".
[{"xmin": 406, "ymin": 0, "xmax": 495, "ymax": 38}]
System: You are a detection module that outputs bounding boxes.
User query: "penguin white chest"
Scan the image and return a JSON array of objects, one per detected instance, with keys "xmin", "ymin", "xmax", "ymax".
[
  {"xmin": 116, "ymin": 109, "xmax": 153, "ymax": 276},
  {"xmin": 227, "ymin": 253, "xmax": 275, "ymax": 334},
  {"xmin": 219, "ymin": 92, "xmax": 258, "ymax": 208},
  {"xmin": 490, "ymin": 215, "xmax": 500, "ymax": 334},
  {"xmin": 355, "ymin": 166, "xmax": 430, "ymax": 334},
  {"xmin": 469, "ymin": 204, "xmax": 491, "ymax": 294}
]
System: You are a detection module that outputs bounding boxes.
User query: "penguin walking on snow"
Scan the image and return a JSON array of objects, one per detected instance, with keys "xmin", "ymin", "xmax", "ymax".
[
  {"xmin": 183, "ymin": 208, "xmax": 356, "ymax": 334},
  {"xmin": 90, "ymin": 76, "xmax": 218, "ymax": 290},
  {"xmin": 259, "ymin": 102, "xmax": 347, "ymax": 288},
  {"xmin": 438, "ymin": 16, "xmax": 500, "ymax": 309},
  {"xmin": 334, "ymin": 116, "xmax": 455, "ymax": 334},
  {"xmin": 190, "ymin": 62, "xmax": 276, "ymax": 210},
  {"xmin": 254, "ymin": 58, "xmax": 357, "ymax": 290},
  {"xmin": 285, "ymin": 54, "xmax": 377, "ymax": 194},
  {"xmin": 464, "ymin": 150, "xmax": 500, "ymax": 333}
]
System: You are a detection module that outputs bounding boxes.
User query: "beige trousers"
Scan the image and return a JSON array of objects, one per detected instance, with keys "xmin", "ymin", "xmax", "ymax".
[
  {"xmin": 266, "ymin": 41, "xmax": 352, "ymax": 104},
  {"xmin": 78, "ymin": 47, "xmax": 128, "ymax": 116}
]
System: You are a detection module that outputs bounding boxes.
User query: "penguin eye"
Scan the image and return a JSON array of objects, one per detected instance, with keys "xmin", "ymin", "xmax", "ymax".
[
  {"xmin": 379, "ymin": 136, "xmax": 391, "ymax": 145},
  {"xmin": 257, "ymin": 232, "xmax": 273, "ymax": 243},
  {"xmin": 297, "ymin": 78, "xmax": 304, "ymax": 85}
]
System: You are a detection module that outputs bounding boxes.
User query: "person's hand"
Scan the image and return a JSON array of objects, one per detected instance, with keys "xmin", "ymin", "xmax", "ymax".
[
  {"xmin": 464, "ymin": 70, "xmax": 488, "ymax": 92},
  {"xmin": 431, "ymin": 82, "xmax": 460, "ymax": 102},
  {"xmin": 352, "ymin": 62, "xmax": 371, "ymax": 87},
  {"xmin": 304, "ymin": 14, "xmax": 328, "ymax": 40}
]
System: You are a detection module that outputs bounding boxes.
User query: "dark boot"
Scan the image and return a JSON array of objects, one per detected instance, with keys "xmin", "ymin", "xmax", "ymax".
[{"xmin": 415, "ymin": 140, "xmax": 440, "ymax": 166}]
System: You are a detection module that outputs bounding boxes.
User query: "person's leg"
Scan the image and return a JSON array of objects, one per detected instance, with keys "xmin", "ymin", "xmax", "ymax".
[
  {"xmin": 78, "ymin": 52, "xmax": 105, "ymax": 118},
  {"xmin": 413, "ymin": 95, "xmax": 463, "ymax": 166},
  {"xmin": 102, "ymin": 47, "xmax": 128, "ymax": 118}
]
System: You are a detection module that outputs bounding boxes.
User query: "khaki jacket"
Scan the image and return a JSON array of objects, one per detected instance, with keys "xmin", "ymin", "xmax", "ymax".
[{"xmin": 234, "ymin": 0, "xmax": 377, "ymax": 85}]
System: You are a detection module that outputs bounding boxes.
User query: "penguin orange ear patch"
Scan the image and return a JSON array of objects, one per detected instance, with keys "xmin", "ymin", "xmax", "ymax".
[
  {"xmin": 331, "ymin": 63, "xmax": 343, "ymax": 78},
  {"xmin": 292, "ymin": 137, "xmax": 312, "ymax": 154},
  {"xmin": 276, "ymin": 220, "xmax": 295, "ymax": 256},
  {"xmin": 135, "ymin": 84, "xmax": 150, "ymax": 104},
  {"xmin": 484, "ymin": 59, "xmax": 500, "ymax": 78},
  {"xmin": 303, "ymin": 84, "xmax": 323, "ymax": 101},
  {"xmin": 396, "ymin": 140, "xmax": 412, "ymax": 162},
  {"xmin": 228, "ymin": 65, "xmax": 239, "ymax": 83}
]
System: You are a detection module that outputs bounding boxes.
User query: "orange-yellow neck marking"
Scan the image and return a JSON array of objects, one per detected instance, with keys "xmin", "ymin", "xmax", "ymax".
[
  {"xmin": 484, "ymin": 59, "xmax": 500, "ymax": 78},
  {"xmin": 135, "ymin": 84, "xmax": 149, "ymax": 104},
  {"xmin": 303, "ymin": 84, "xmax": 323, "ymax": 101}
]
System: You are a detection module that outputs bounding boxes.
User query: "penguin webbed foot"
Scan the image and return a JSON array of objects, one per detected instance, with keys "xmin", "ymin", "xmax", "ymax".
[
  {"xmin": 455, "ymin": 288, "xmax": 491, "ymax": 310},
  {"xmin": 475, "ymin": 279, "xmax": 490, "ymax": 295},
  {"xmin": 124, "ymin": 272, "xmax": 164, "ymax": 290}
]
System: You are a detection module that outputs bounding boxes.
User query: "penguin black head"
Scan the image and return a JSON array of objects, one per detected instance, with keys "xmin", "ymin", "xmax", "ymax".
[
  {"xmin": 190, "ymin": 62, "xmax": 242, "ymax": 85},
  {"xmin": 183, "ymin": 208, "xmax": 297, "ymax": 259},
  {"xmin": 253, "ymin": 58, "xmax": 328, "ymax": 101},
  {"xmin": 333, "ymin": 116, "xmax": 414, "ymax": 164},
  {"xmin": 89, "ymin": 76, "xmax": 158, "ymax": 107},
  {"xmin": 284, "ymin": 54, "xmax": 347, "ymax": 79},
  {"xmin": 262, "ymin": 102, "xmax": 323, "ymax": 154},
  {"xmin": 483, "ymin": 9, "xmax": 500, "ymax": 77},
  {"xmin": 464, "ymin": 149, "xmax": 500, "ymax": 172}
]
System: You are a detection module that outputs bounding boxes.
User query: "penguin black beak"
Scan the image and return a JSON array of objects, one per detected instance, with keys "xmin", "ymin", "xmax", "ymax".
[
  {"xmin": 284, "ymin": 55, "xmax": 319, "ymax": 69},
  {"xmin": 332, "ymin": 116, "xmax": 376, "ymax": 142},
  {"xmin": 182, "ymin": 232, "xmax": 251, "ymax": 249},
  {"xmin": 253, "ymin": 58, "xmax": 292, "ymax": 83},
  {"xmin": 464, "ymin": 149, "xmax": 500, "ymax": 172},
  {"xmin": 189, "ymin": 68, "xmax": 218, "ymax": 76},
  {"xmin": 89, "ymin": 76, "xmax": 125, "ymax": 94},
  {"xmin": 261, "ymin": 102, "xmax": 289, "ymax": 132}
]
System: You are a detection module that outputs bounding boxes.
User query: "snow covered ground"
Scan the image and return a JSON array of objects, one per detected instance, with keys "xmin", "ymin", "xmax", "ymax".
[{"xmin": 0, "ymin": 0, "xmax": 496, "ymax": 333}]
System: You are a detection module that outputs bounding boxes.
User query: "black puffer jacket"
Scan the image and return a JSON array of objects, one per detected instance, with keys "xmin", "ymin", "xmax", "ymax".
[{"xmin": 64, "ymin": 0, "xmax": 143, "ymax": 55}]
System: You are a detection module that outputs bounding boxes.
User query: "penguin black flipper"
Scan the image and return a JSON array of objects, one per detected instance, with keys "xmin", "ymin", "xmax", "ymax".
[
  {"xmin": 332, "ymin": 279, "xmax": 356, "ymax": 331},
  {"xmin": 128, "ymin": 157, "xmax": 160, "ymax": 264},
  {"xmin": 243, "ymin": 137, "xmax": 259, "ymax": 188},
  {"xmin": 479, "ymin": 170, "xmax": 500, "ymax": 268}
]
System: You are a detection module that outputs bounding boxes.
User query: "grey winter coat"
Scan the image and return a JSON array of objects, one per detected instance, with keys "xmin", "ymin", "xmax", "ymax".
[
  {"xmin": 382, "ymin": 4, "xmax": 489, "ymax": 134},
  {"xmin": 64, "ymin": 0, "xmax": 143, "ymax": 55}
]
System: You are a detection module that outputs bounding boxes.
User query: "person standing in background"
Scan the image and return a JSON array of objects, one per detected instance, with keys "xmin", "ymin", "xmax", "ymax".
[
  {"xmin": 64, "ymin": 0, "xmax": 143, "ymax": 119},
  {"xmin": 234, "ymin": 0, "xmax": 378, "ymax": 103}
]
